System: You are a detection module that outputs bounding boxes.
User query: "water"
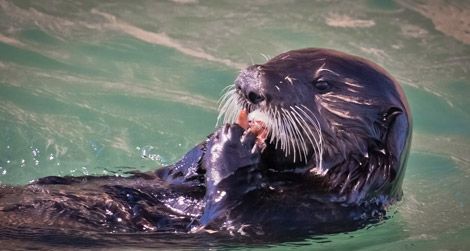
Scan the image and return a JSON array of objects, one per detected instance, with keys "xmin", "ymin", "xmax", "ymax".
[{"xmin": 0, "ymin": 0, "xmax": 469, "ymax": 249}]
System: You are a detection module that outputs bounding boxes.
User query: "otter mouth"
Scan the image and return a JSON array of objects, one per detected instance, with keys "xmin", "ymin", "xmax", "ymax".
[
  {"xmin": 235, "ymin": 109, "xmax": 269, "ymax": 153},
  {"xmin": 217, "ymin": 85, "xmax": 324, "ymax": 166}
]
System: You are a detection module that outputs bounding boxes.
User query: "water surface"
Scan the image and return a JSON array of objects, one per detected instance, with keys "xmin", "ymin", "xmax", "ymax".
[{"xmin": 0, "ymin": 0, "xmax": 469, "ymax": 250}]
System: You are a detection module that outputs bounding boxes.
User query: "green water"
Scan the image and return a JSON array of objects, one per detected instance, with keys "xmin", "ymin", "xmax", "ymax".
[{"xmin": 0, "ymin": 0, "xmax": 469, "ymax": 249}]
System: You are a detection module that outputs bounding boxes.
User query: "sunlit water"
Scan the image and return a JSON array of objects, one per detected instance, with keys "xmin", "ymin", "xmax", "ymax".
[{"xmin": 0, "ymin": 0, "xmax": 469, "ymax": 250}]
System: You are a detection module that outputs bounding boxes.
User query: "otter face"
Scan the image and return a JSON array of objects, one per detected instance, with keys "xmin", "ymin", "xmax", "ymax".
[{"xmin": 219, "ymin": 49, "xmax": 410, "ymax": 187}]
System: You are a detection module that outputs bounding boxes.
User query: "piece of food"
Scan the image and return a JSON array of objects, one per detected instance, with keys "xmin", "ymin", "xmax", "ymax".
[
  {"xmin": 236, "ymin": 109, "xmax": 249, "ymax": 130},
  {"xmin": 237, "ymin": 110, "xmax": 268, "ymax": 152}
]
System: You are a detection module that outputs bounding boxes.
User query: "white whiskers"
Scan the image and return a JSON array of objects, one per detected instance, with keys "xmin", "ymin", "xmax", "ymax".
[
  {"xmin": 217, "ymin": 86, "xmax": 243, "ymax": 125},
  {"xmin": 217, "ymin": 86, "xmax": 323, "ymax": 168}
]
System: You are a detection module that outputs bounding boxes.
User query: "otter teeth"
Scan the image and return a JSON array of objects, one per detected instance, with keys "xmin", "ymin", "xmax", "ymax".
[{"xmin": 248, "ymin": 110, "xmax": 269, "ymax": 124}]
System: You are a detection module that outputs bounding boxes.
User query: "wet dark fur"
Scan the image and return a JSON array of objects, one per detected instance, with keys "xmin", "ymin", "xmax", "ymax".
[{"xmin": 0, "ymin": 48, "xmax": 411, "ymax": 240}]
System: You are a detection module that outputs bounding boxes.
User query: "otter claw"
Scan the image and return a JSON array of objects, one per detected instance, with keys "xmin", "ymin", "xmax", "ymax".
[{"xmin": 251, "ymin": 141, "xmax": 267, "ymax": 154}]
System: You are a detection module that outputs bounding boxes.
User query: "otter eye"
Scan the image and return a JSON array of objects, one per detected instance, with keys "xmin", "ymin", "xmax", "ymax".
[{"xmin": 314, "ymin": 80, "xmax": 331, "ymax": 92}]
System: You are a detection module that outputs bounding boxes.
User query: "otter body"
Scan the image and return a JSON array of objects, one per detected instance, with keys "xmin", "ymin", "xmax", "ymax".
[{"xmin": 0, "ymin": 48, "xmax": 411, "ymax": 238}]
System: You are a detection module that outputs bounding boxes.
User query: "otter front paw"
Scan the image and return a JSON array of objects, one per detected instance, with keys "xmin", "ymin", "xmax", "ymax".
[
  {"xmin": 197, "ymin": 123, "xmax": 266, "ymax": 230},
  {"xmin": 204, "ymin": 123, "xmax": 261, "ymax": 182}
]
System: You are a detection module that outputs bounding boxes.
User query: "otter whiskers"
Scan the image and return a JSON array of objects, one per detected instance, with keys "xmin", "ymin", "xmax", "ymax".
[
  {"xmin": 217, "ymin": 86, "xmax": 323, "ymax": 167},
  {"xmin": 217, "ymin": 86, "xmax": 243, "ymax": 125}
]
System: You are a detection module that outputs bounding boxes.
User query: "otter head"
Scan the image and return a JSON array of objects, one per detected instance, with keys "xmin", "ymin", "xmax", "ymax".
[{"xmin": 219, "ymin": 48, "xmax": 411, "ymax": 203}]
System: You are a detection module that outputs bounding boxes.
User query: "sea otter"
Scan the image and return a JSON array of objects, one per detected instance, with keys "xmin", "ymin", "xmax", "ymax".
[{"xmin": 0, "ymin": 48, "xmax": 411, "ymax": 239}]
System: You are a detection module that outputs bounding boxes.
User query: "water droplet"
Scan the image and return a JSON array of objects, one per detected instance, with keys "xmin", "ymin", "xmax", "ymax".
[
  {"xmin": 2, "ymin": 170, "xmax": 6, "ymax": 175},
  {"xmin": 214, "ymin": 190, "xmax": 227, "ymax": 202},
  {"xmin": 105, "ymin": 209, "xmax": 113, "ymax": 215},
  {"xmin": 149, "ymin": 154, "xmax": 161, "ymax": 161},
  {"xmin": 89, "ymin": 141, "xmax": 104, "ymax": 156},
  {"xmin": 32, "ymin": 148, "xmax": 40, "ymax": 158},
  {"xmin": 140, "ymin": 145, "xmax": 154, "ymax": 158},
  {"xmin": 49, "ymin": 154, "xmax": 55, "ymax": 160},
  {"xmin": 139, "ymin": 145, "xmax": 165, "ymax": 162}
]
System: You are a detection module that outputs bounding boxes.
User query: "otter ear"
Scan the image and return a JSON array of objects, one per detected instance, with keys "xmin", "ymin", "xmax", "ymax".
[{"xmin": 381, "ymin": 107, "xmax": 411, "ymax": 179}]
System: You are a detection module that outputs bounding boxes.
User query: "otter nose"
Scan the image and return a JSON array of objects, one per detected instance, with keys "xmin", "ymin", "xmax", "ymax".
[
  {"xmin": 236, "ymin": 83, "xmax": 265, "ymax": 105},
  {"xmin": 235, "ymin": 66, "xmax": 267, "ymax": 105},
  {"xmin": 247, "ymin": 91, "xmax": 265, "ymax": 104}
]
